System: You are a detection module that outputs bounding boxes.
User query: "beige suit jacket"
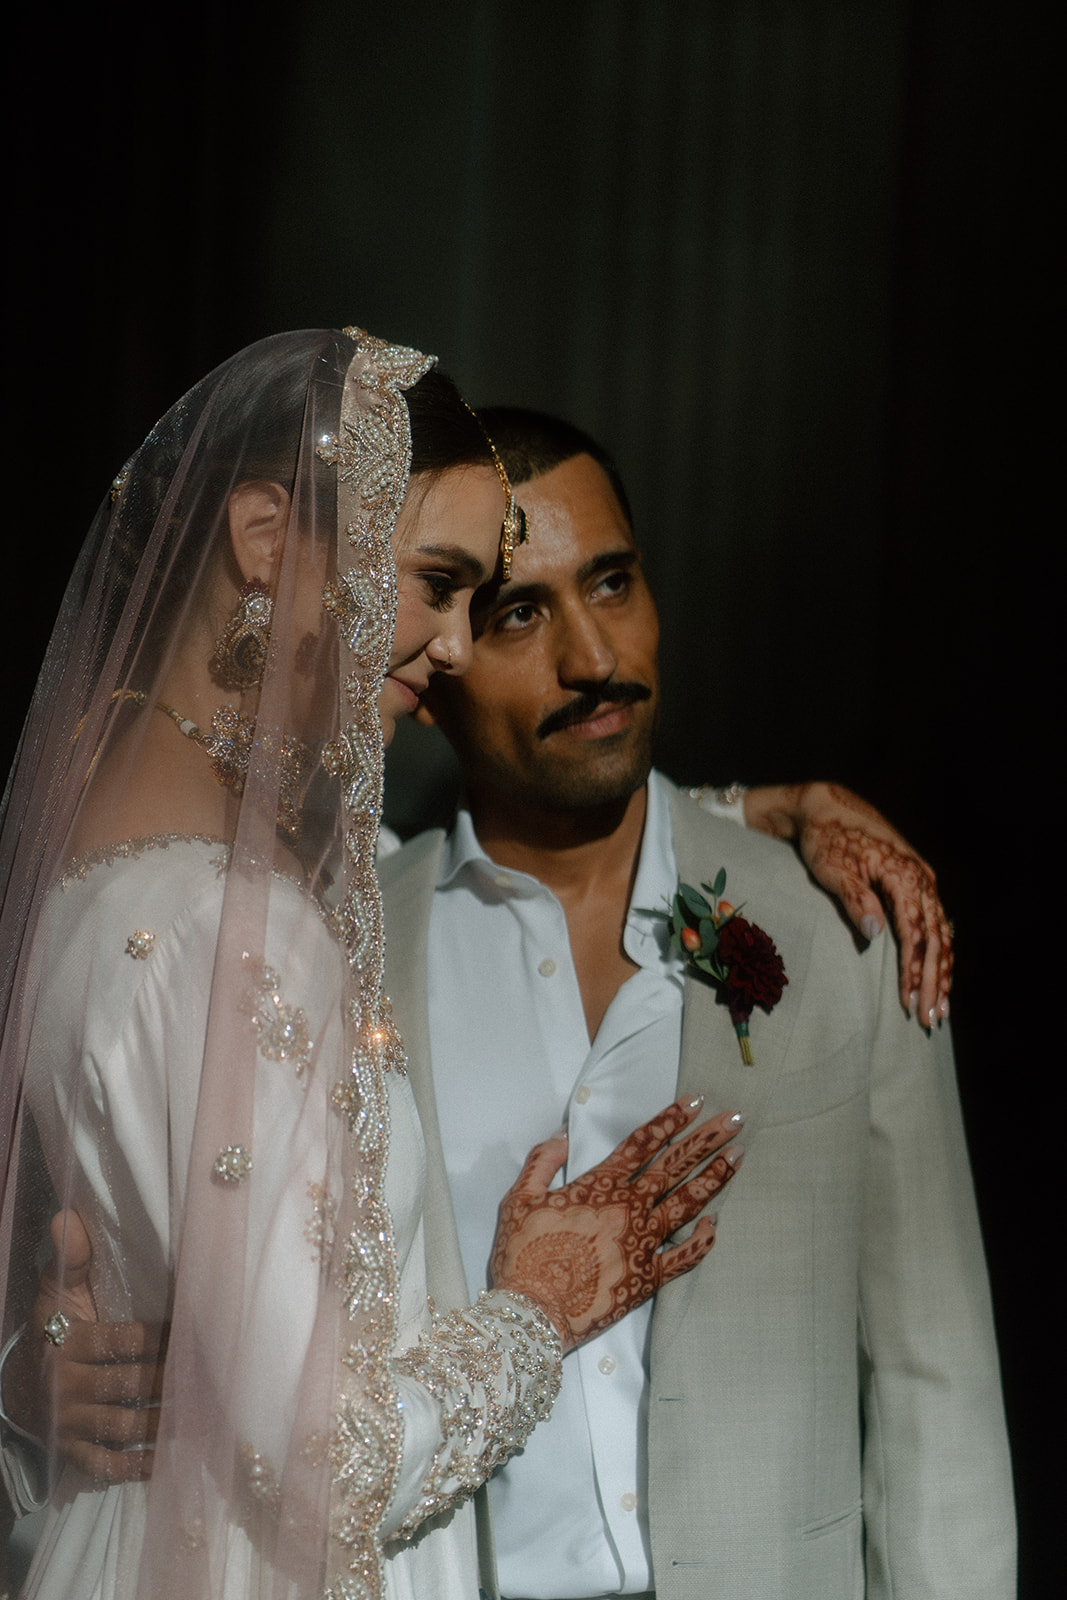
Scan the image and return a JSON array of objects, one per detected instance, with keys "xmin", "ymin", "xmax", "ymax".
[{"xmin": 379, "ymin": 781, "xmax": 1015, "ymax": 1599}]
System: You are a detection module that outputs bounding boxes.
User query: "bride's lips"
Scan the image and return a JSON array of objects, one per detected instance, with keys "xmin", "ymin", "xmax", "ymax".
[{"xmin": 385, "ymin": 675, "xmax": 423, "ymax": 713}]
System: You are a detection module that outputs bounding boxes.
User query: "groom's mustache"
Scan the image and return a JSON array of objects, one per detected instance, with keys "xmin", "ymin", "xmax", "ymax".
[{"xmin": 537, "ymin": 682, "xmax": 652, "ymax": 739}]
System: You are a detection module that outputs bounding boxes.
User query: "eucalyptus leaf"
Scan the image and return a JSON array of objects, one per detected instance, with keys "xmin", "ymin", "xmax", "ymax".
[
  {"xmin": 712, "ymin": 867, "xmax": 727, "ymax": 899},
  {"xmin": 680, "ymin": 882, "xmax": 712, "ymax": 917}
]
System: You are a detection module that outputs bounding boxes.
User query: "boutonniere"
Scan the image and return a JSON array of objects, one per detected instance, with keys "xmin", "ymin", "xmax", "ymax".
[{"xmin": 656, "ymin": 867, "xmax": 788, "ymax": 1064}]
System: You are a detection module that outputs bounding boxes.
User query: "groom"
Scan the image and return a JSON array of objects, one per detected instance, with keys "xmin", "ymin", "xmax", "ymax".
[{"xmin": 377, "ymin": 408, "xmax": 1015, "ymax": 1599}]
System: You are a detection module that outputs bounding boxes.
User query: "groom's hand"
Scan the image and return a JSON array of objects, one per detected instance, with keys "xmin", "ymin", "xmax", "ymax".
[{"xmin": 9, "ymin": 1211, "xmax": 165, "ymax": 1483}]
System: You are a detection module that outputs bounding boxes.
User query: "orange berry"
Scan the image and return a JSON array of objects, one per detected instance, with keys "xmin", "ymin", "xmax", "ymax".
[
  {"xmin": 716, "ymin": 900, "xmax": 735, "ymax": 919},
  {"xmin": 680, "ymin": 926, "xmax": 701, "ymax": 952}
]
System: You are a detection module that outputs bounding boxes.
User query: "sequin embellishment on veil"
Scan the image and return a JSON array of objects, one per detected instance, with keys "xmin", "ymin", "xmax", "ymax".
[{"xmin": 317, "ymin": 330, "xmax": 432, "ymax": 1596}]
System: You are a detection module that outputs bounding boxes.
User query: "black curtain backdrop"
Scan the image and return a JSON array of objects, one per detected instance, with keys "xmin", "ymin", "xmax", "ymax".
[{"xmin": 5, "ymin": 3, "xmax": 1053, "ymax": 1591}]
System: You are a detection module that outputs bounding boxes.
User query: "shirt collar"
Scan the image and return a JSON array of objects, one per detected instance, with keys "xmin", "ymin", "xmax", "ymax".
[
  {"xmin": 439, "ymin": 773, "xmax": 682, "ymax": 974},
  {"xmin": 437, "ymin": 801, "xmax": 546, "ymax": 899},
  {"xmin": 624, "ymin": 772, "xmax": 682, "ymax": 971}
]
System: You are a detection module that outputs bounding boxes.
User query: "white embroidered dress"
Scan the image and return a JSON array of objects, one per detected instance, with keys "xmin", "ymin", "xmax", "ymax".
[
  {"xmin": 21, "ymin": 838, "xmax": 557, "ymax": 1600},
  {"xmin": 0, "ymin": 328, "xmax": 559, "ymax": 1600}
]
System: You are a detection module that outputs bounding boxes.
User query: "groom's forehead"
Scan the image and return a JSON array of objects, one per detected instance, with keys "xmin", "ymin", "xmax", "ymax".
[{"xmin": 502, "ymin": 455, "xmax": 641, "ymax": 587}]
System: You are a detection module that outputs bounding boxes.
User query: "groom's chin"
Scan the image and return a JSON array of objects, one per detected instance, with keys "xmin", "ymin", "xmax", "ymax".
[{"xmin": 524, "ymin": 733, "xmax": 654, "ymax": 815}]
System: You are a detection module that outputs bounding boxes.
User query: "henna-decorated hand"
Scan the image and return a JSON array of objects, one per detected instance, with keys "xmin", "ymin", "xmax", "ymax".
[
  {"xmin": 743, "ymin": 782, "xmax": 953, "ymax": 1027},
  {"xmin": 5, "ymin": 1211, "xmax": 165, "ymax": 1483},
  {"xmin": 489, "ymin": 1098, "xmax": 743, "ymax": 1354}
]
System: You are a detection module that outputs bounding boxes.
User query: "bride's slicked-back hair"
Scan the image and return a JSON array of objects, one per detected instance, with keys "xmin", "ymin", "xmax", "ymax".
[
  {"xmin": 189, "ymin": 342, "xmax": 492, "ymax": 493},
  {"xmin": 406, "ymin": 367, "xmax": 494, "ymax": 478},
  {"xmin": 106, "ymin": 333, "xmax": 345, "ymax": 606},
  {"xmin": 117, "ymin": 339, "xmax": 489, "ymax": 586},
  {"xmin": 101, "ymin": 337, "xmax": 491, "ymax": 680}
]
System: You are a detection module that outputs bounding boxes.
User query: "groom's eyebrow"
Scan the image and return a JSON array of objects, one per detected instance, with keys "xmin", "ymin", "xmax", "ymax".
[
  {"xmin": 488, "ymin": 547, "xmax": 639, "ymax": 608},
  {"xmin": 413, "ymin": 544, "xmax": 488, "ymax": 586}
]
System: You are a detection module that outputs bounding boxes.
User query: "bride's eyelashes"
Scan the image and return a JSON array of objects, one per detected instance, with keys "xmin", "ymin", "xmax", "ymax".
[{"xmin": 417, "ymin": 571, "xmax": 461, "ymax": 612}]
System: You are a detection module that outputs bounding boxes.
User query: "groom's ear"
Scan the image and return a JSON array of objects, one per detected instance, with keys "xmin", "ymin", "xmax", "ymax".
[{"xmin": 228, "ymin": 480, "xmax": 292, "ymax": 586}]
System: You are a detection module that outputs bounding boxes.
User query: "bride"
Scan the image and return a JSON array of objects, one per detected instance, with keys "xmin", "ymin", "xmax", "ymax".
[{"xmin": 0, "ymin": 328, "xmax": 745, "ymax": 1598}]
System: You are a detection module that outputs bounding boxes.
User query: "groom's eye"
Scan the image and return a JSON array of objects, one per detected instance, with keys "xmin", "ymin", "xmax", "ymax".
[{"xmin": 496, "ymin": 603, "xmax": 538, "ymax": 633}]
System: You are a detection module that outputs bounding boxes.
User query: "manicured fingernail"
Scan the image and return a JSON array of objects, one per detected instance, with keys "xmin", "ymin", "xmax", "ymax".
[
  {"xmin": 681, "ymin": 1094, "xmax": 705, "ymax": 1113},
  {"xmin": 938, "ymin": 998, "xmax": 950, "ymax": 1021},
  {"xmin": 726, "ymin": 1111, "xmax": 747, "ymax": 1128},
  {"xmin": 550, "ymin": 1124, "xmax": 569, "ymax": 1140},
  {"xmin": 723, "ymin": 1143, "xmax": 745, "ymax": 1167},
  {"xmin": 860, "ymin": 914, "xmax": 881, "ymax": 941},
  {"xmin": 908, "ymin": 991, "xmax": 918, "ymax": 1019},
  {"xmin": 926, "ymin": 1007, "xmax": 937, "ymax": 1029},
  {"xmin": 707, "ymin": 1212, "xmax": 718, "ymax": 1226}
]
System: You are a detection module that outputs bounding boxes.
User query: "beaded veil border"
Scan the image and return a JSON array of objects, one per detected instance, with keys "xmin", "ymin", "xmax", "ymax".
[{"xmin": 316, "ymin": 329, "xmax": 434, "ymax": 1598}]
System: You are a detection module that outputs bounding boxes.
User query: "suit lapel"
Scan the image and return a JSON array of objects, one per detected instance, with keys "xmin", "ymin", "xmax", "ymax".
[{"xmin": 655, "ymin": 786, "xmax": 817, "ymax": 1346}]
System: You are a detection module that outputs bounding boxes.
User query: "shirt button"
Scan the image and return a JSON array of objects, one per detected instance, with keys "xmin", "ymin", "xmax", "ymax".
[
  {"xmin": 538, "ymin": 957, "xmax": 557, "ymax": 977},
  {"xmin": 493, "ymin": 873, "xmax": 512, "ymax": 890},
  {"xmin": 575, "ymin": 1086, "xmax": 591, "ymax": 1104},
  {"xmin": 597, "ymin": 1355, "xmax": 616, "ymax": 1375},
  {"xmin": 620, "ymin": 1492, "xmax": 637, "ymax": 1512}
]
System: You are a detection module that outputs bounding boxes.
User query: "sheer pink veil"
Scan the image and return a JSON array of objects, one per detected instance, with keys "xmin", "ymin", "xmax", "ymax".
[{"xmin": 0, "ymin": 328, "xmax": 434, "ymax": 1596}]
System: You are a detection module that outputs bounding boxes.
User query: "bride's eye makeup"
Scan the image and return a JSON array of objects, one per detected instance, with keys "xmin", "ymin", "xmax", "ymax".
[
  {"xmin": 418, "ymin": 571, "xmax": 460, "ymax": 611},
  {"xmin": 400, "ymin": 543, "xmax": 487, "ymax": 615}
]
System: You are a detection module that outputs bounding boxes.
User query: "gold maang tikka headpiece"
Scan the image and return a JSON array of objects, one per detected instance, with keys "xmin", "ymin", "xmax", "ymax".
[
  {"xmin": 463, "ymin": 402, "xmax": 529, "ymax": 579},
  {"xmin": 493, "ymin": 447, "xmax": 529, "ymax": 580}
]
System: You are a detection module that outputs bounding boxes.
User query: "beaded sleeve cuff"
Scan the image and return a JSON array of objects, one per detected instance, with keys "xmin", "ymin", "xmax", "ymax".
[
  {"xmin": 688, "ymin": 783, "xmax": 749, "ymax": 825},
  {"xmin": 387, "ymin": 1289, "xmax": 563, "ymax": 1540}
]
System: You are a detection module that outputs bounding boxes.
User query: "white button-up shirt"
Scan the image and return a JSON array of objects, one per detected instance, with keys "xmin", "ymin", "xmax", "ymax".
[{"xmin": 429, "ymin": 773, "xmax": 706, "ymax": 1597}]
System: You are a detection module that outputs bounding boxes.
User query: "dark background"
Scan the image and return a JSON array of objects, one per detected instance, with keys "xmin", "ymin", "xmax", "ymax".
[{"xmin": 5, "ymin": 3, "xmax": 1053, "ymax": 1591}]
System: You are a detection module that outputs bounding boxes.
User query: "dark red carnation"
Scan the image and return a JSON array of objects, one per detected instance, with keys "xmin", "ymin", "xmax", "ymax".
[{"xmin": 717, "ymin": 916, "xmax": 788, "ymax": 1026}]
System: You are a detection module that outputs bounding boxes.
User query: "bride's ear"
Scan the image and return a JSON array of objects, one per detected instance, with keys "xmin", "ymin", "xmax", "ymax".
[{"xmin": 228, "ymin": 481, "xmax": 291, "ymax": 586}]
